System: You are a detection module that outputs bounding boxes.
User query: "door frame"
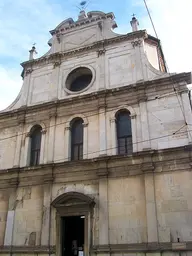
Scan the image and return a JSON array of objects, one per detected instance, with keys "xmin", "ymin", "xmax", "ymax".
[{"xmin": 52, "ymin": 192, "xmax": 95, "ymax": 256}]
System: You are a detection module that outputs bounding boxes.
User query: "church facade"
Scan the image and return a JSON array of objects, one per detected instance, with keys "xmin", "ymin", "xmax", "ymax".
[{"xmin": 0, "ymin": 10, "xmax": 192, "ymax": 256}]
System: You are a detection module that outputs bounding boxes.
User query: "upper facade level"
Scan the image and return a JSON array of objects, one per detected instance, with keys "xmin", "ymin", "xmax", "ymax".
[{"xmin": 2, "ymin": 10, "xmax": 168, "ymax": 112}]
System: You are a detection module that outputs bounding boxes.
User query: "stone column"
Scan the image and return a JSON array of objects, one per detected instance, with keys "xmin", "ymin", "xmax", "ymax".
[
  {"xmin": 41, "ymin": 183, "xmax": 52, "ymax": 245},
  {"xmin": 139, "ymin": 99, "xmax": 150, "ymax": 150},
  {"xmin": 99, "ymin": 107, "xmax": 107, "ymax": 155},
  {"xmin": 47, "ymin": 113, "xmax": 57, "ymax": 163},
  {"xmin": 142, "ymin": 155, "xmax": 158, "ymax": 243},
  {"xmin": 97, "ymin": 163, "xmax": 109, "ymax": 245},
  {"xmin": 4, "ymin": 180, "xmax": 18, "ymax": 246},
  {"xmin": 110, "ymin": 118, "xmax": 117, "ymax": 155},
  {"xmin": 181, "ymin": 91, "xmax": 192, "ymax": 143}
]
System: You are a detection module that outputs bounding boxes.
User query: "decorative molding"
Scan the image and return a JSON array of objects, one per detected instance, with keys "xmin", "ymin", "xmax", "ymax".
[
  {"xmin": 0, "ymin": 246, "xmax": 55, "ymax": 254},
  {"xmin": 26, "ymin": 132, "xmax": 31, "ymax": 138},
  {"xmin": 138, "ymin": 96, "xmax": 148, "ymax": 103},
  {"xmin": 65, "ymin": 126, "xmax": 71, "ymax": 131},
  {"xmin": 21, "ymin": 31, "xmax": 147, "ymax": 68},
  {"xmin": 25, "ymin": 68, "xmax": 33, "ymax": 76},
  {"xmin": 83, "ymin": 122, "xmax": 88, "ymax": 128},
  {"xmin": 131, "ymin": 39, "xmax": 142, "ymax": 48},
  {"xmin": 53, "ymin": 61, "xmax": 61, "ymax": 68},
  {"xmin": 91, "ymin": 242, "xmax": 191, "ymax": 253},
  {"xmin": 141, "ymin": 162, "xmax": 155, "ymax": 172},
  {"xmin": 96, "ymin": 168, "xmax": 108, "ymax": 177},
  {"xmin": 56, "ymin": 31, "xmax": 61, "ymax": 43},
  {"xmin": 49, "ymin": 112, "xmax": 57, "ymax": 119},
  {"xmin": 110, "ymin": 117, "xmax": 116, "ymax": 123},
  {"xmin": 17, "ymin": 112, "xmax": 25, "ymax": 124},
  {"xmin": 50, "ymin": 12, "xmax": 115, "ymax": 36},
  {"xmin": 0, "ymin": 243, "xmax": 190, "ymax": 254},
  {"xmin": 41, "ymin": 129, "xmax": 47, "ymax": 135},
  {"xmin": 43, "ymin": 175, "xmax": 54, "ymax": 184},
  {"xmin": 97, "ymin": 48, "xmax": 106, "ymax": 57},
  {"xmin": 51, "ymin": 191, "xmax": 95, "ymax": 208},
  {"xmin": 0, "ymin": 146, "xmax": 191, "ymax": 188},
  {"xmin": 97, "ymin": 21, "xmax": 103, "ymax": 31},
  {"xmin": 9, "ymin": 177, "xmax": 19, "ymax": 187},
  {"xmin": 130, "ymin": 114, "xmax": 136, "ymax": 119}
]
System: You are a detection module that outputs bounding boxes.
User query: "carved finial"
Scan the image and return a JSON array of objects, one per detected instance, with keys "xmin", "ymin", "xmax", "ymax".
[
  {"xmin": 130, "ymin": 14, "xmax": 139, "ymax": 32},
  {"xmin": 29, "ymin": 44, "xmax": 38, "ymax": 60}
]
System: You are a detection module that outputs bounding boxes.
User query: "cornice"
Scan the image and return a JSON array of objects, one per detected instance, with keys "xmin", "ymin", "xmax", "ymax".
[
  {"xmin": 0, "ymin": 146, "xmax": 191, "ymax": 189},
  {"xmin": 50, "ymin": 12, "xmax": 116, "ymax": 36},
  {"xmin": 20, "ymin": 30, "xmax": 147, "ymax": 68}
]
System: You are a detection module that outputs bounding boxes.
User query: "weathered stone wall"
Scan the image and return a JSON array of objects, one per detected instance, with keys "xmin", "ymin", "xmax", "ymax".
[
  {"xmin": 1, "ymin": 163, "xmax": 192, "ymax": 248},
  {"xmin": 155, "ymin": 171, "xmax": 192, "ymax": 242},
  {"xmin": 108, "ymin": 176, "xmax": 147, "ymax": 244},
  {"xmin": 0, "ymin": 190, "xmax": 8, "ymax": 245},
  {"xmin": 0, "ymin": 127, "xmax": 17, "ymax": 170},
  {"xmin": 12, "ymin": 186, "xmax": 43, "ymax": 246},
  {"xmin": 0, "ymin": 89, "xmax": 191, "ymax": 170},
  {"xmin": 1, "ymin": 146, "xmax": 192, "ymax": 255},
  {"xmin": 4, "ymin": 35, "xmax": 168, "ymax": 110}
]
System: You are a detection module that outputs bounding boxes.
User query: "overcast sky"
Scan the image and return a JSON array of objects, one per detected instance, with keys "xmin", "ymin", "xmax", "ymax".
[{"xmin": 0, "ymin": 0, "xmax": 191, "ymax": 111}]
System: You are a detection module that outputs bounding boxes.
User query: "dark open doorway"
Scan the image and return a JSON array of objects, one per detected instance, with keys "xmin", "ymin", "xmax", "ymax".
[{"xmin": 61, "ymin": 215, "xmax": 85, "ymax": 256}]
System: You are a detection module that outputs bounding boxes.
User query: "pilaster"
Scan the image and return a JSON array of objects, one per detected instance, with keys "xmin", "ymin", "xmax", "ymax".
[
  {"xmin": 64, "ymin": 126, "xmax": 71, "ymax": 161},
  {"xmin": 99, "ymin": 107, "xmax": 107, "ymax": 155},
  {"xmin": 83, "ymin": 123, "xmax": 88, "ymax": 159},
  {"xmin": 96, "ymin": 47, "xmax": 106, "ymax": 90},
  {"xmin": 139, "ymin": 99, "xmax": 151, "ymax": 150},
  {"xmin": 97, "ymin": 163, "xmax": 109, "ymax": 245},
  {"xmin": 181, "ymin": 91, "xmax": 192, "ymax": 143},
  {"xmin": 47, "ymin": 113, "xmax": 57, "ymax": 163},
  {"xmin": 41, "ymin": 183, "xmax": 52, "ymax": 245},
  {"xmin": 13, "ymin": 123, "xmax": 24, "ymax": 167},
  {"xmin": 110, "ymin": 118, "xmax": 117, "ymax": 155},
  {"xmin": 142, "ymin": 155, "xmax": 158, "ymax": 243},
  {"xmin": 4, "ymin": 186, "xmax": 18, "ymax": 246}
]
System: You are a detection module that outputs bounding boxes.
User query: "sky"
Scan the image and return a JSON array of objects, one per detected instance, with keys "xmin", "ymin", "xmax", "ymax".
[{"xmin": 0, "ymin": 0, "xmax": 191, "ymax": 111}]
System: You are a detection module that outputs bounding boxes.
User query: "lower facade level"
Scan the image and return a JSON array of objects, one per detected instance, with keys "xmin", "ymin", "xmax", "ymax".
[{"xmin": 0, "ymin": 146, "xmax": 192, "ymax": 256}]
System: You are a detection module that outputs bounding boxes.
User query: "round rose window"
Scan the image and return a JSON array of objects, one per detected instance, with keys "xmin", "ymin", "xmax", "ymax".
[{"xmin": 66, "ymin": 67, "xmax": 93, "ymax": 92}]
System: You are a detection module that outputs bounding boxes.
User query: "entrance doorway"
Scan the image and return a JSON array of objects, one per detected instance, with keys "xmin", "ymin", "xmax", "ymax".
[{"xmin": 61, "ymin": 216, "xmax": 85, "ymax": 256}]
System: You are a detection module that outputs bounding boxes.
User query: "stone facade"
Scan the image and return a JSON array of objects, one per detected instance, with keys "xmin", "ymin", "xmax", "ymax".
[{"xmin": 0, "ymin": 10, "xmax": 192, "ymax": 256}]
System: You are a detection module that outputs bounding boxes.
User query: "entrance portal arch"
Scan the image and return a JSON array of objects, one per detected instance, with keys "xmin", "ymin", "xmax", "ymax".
[{"xmin": 52, "ymin": 192, "xmax": 95, "ymax": 256}]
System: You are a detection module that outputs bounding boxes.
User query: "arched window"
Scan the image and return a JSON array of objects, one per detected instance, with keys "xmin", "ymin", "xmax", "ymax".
[
  {"xmin": 30, "ymin": 125, "xmax": 42, "ymax": 166},
  {"xmin": 71, "ymin": 118, "xmax": 83, "ymax": 160},
  {"xmin": 116, "ymin": 110, "xmax": 132, "ymax": 155}
]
